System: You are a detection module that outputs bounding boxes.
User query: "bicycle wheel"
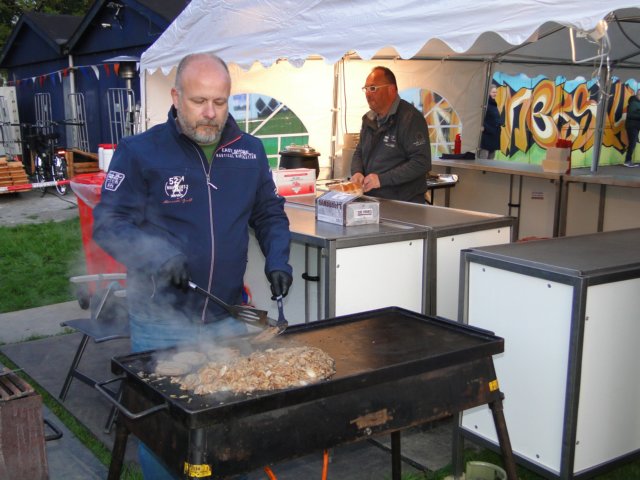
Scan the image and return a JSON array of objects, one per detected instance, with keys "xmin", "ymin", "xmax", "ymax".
[
  {"xmin": 34, "ymin": 155, "xmax": 47, "ymax": 196},
  {"xmin": 51, "ymin": 154, "xmax": 68, "ymax": 195}
]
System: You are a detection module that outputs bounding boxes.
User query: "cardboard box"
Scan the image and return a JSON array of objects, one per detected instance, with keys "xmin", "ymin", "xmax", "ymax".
[
  {"xmin": 316, "ymin": 190, "xmax": 379, "ymax": 226},
  {"xmin": 272, "ymin": 168, "xmax": 316, "ymax": 196},
  {"xmin": 542, "ymin": 147, "xmax": 571, "ymax": 173}
]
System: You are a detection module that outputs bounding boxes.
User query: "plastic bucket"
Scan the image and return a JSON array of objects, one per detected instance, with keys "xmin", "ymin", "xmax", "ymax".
[
  {"xmin": 466, "ymin": 461, "xmax": 507, "ymax": 480},
  {"xmin": 98, "ymin": 144, "xmax": 116, "ymax": 171},
  {"xmin": 70, "ymin": 173, "xmax": 126, "ymax": 291}
]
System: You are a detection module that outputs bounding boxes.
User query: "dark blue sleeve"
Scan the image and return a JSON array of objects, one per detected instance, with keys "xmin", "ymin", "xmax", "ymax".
[
  {"xmin": 93, "ymin": 140, "xmax": 182, "ymax": 274},
  {"xmin": 247, "ymin": 143, "xmax": 292, "ymax": 278}
]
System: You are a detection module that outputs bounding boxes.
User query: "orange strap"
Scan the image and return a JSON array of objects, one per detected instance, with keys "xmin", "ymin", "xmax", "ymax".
[
  {"xmin": 322, "ymin": 449, "xmax": 329, "ymax": 480},
  {"xmin": 263, "ymin": 449, "xmax": 328, "ymax": 480}
]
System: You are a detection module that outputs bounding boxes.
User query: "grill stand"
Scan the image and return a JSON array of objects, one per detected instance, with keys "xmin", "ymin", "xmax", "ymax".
[{"xmin": 106, "ymin": 359, "xmax": 518, "ymax": 480}]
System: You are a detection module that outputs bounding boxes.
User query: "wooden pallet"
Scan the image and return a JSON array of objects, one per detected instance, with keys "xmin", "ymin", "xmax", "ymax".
[
  {"xmin": 0, "ymin": 160, "xmax": 31, "ymax": 193},
  {"xmin": 66, "ymin": 149, "xmax": 100, "ymax": 177}
]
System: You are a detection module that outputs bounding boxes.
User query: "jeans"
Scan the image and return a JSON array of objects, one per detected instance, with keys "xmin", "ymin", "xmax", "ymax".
[
  {"xmin": 478, "ymin": 148, "xmax": 495, "ymax": 159},
  {"xmin": 626, "ymin": 126, "xmax": 639, "ymax": 163},
  {"xmin": 129, "ymin": 310, "xmax": 248, "ymax": 479}
]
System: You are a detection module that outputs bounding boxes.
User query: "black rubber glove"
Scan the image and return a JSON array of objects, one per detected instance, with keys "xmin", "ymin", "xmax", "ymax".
[
  {"xmin": 159, "ymin": 254, "xmax": 190, "ymax": 292},
  {"xmin": 268, "ymin": 270, "xmax": 292, "ymax": 300}
]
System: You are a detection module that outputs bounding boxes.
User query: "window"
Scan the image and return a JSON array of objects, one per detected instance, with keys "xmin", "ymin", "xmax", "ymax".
[
  {"xmin": 231, "ymin": 93, "xmax": 309, "ymax": 168},
  {"xmin": 400, "ymin": 88, "xmax": 461, "ymax": 156}
]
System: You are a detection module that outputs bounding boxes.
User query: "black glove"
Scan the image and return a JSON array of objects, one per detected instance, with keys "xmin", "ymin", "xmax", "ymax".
[
  {"xmin": 159, "ymin": 254, "xmax": 190, "ymax": 292},
  {"xmin": 268, "ymin": 270, "xmax": 292, "ymax": 300}
]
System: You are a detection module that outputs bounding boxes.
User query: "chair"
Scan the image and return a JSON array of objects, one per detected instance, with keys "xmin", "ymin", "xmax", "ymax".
[{"xmin": 59, "ymin": 273, "xmax": 129, "ymax": 433}]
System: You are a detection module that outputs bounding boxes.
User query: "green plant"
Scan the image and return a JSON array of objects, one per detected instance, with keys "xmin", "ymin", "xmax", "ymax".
[{"xmin": 0, "ymin": 218, "xmax": 85, "ymax": 313}]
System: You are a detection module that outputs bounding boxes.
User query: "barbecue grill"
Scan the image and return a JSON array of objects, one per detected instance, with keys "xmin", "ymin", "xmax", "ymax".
[{"xmin": 101, "ymin": 307, "xmax": 517, "ymax": 479}]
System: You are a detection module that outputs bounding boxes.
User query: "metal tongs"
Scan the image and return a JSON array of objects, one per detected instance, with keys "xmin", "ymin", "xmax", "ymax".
[
  {"xmin": 274, "ymin": 294, "xmax": 288, "ymax": 333},
  {"xmin": 188, "ymin": 281, "xmax": 286, "ymax": 334}
]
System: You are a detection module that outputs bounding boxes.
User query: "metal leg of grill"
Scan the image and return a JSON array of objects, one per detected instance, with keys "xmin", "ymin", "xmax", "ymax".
[
  {"xmin": 391, "ymin": 431, "xmax": 401, "ymax": 480},
  {"xmin": 489, "ymin": 394, "xmax": 518, "ymax": 480},
  {"xmin": 108, "ymin": 421, "xmax": 129, "ymax": 480},
  {"xmin": 451, "ymin": 412, "xmax": 465, "ymax": 480}
]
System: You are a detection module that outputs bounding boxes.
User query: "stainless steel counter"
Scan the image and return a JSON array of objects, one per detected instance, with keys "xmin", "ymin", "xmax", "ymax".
[
  {"xmin": 284, "ymin": 201, "xmax": 426, "ymax": 248},
  {"xmin": 274, "ymin": 195, "xmax": 514, "ymax": 320}
]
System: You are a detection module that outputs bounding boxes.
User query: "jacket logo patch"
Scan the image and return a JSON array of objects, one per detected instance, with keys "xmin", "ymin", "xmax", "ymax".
[
  {"xmin": 218, "ymin": 147, "xmax": 257, "ymax": 160},
  {"xmin": 413, "ymin": 132, "xmax": 427, "ymax": 147},
  {"xmin": 383, "ymin": 134, "xmax": 396, "ymax": 148},
  {"xmin": 104, "ymin": 171, "xmax": 125, "ymax": 191},
  {"xmin": 165, "ymin": 176, "xmax": 189, "ymax": 198}
]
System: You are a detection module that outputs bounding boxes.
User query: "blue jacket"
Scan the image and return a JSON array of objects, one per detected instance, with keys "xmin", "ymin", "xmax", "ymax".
[
  {"xmin": 480, "ymin": 97, "xmax": 501, "ymax": 151},
  {"xmin": 626, "ymin": 95, "xmax": 640, "ymax": 130},
  {"xmin": 93, "ymin": 107, "xmax": 292, "ymax": 323}
]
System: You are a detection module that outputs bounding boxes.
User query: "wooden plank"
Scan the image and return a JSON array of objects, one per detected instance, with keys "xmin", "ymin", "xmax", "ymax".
[{"xmin": 0, "ymin": 392, "xmax": 48, "ymax": 479}]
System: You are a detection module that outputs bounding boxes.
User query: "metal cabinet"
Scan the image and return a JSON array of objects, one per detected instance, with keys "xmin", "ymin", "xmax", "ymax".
[
  {"xmin": 246, "ymin": 195, "xmax": 514, "ymax": 325},
  {"xmin": 457, "ymin": 229, "xmax": 640, "ymax": 479},
  {"xmin": 246, "ymin": 201, "xmax": 425, "ymax": 324}
]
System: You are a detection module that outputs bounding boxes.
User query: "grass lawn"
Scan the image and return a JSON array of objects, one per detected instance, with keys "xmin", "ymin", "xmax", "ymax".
[{"xmin": 0, "ymin": 217, "xmax": 85, "ymax": 313}]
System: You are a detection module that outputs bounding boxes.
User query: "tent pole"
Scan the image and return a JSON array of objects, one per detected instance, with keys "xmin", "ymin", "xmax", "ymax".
[
  {"xmin": 329, "ymin": 61, "xmax": 340, "ymax": 179},
  {"xmin": 591, "ymin": 61, "xmax": 612, "ymax": 173},
  {"xmin": 68, "ymin": 55, "xmax": 76, "ymax": 95}
]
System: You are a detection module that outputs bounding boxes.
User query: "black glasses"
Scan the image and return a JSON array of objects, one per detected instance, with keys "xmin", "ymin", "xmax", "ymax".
[{"xmin": 362, "ymin": 84, "xmax": 392, "ymax": 93}]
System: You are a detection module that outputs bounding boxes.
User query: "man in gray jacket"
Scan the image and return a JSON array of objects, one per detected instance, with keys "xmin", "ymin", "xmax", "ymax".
[{"xmin": 351, "ymin": 66, "xmax": 431, "ymax": 203}]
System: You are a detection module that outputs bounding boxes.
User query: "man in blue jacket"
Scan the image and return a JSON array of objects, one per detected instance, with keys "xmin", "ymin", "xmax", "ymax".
[{"xmin": 93, "ymin": 52, "xmax": 292, "ymax": 478}]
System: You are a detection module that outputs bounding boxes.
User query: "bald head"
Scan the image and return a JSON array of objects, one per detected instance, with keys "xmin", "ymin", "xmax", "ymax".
[
  {"xmin": 171, "ymin": 52, "xmax": 231, "ymax": 144},
  {"xmin": 174, "ymin": 52, "xmax": 230, "ymax": 93}
]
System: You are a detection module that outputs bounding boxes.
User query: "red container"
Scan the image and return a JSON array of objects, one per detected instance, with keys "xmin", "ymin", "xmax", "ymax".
[{"xmin": 70, "ymin": 173, "xmax": 126, "ymax": 291}]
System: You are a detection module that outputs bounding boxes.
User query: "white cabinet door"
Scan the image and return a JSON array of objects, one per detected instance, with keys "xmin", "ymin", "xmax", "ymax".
[{"xmin": 335, "ymin": 239, "xmax": 423, "ymax": 316}]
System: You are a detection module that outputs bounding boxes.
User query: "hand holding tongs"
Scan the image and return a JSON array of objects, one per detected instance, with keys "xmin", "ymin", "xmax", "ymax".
[
  {"xmin": 188, "ymin": 281, "xmax": 286, "ymax": 334},
  {"xmin": 274, "ymin": 295, "xmax": 288, "ymax": 334},
  {"xmin": 188, "ymin": 281, "xmax": 271, "ymax": 328}
]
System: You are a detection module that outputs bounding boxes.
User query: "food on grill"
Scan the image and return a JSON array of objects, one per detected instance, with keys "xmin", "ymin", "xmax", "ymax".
[
  {"xmin": 327, "ymin": 181, "xmax": 363, "ymax": 196},
  {"xmin": 172, "ymin": 351, "xmax": 207, "ymax": 366},
  {"xmin": 155, "ymin": 360, "xmax": 191, "ymax": 377},
  {"xmin": 178, "ymin": 346, "xmax": 336, "ymax": 394},
  {"xmin": 203, "ymin": 346, "xmax": 241, "ymax": 361}
]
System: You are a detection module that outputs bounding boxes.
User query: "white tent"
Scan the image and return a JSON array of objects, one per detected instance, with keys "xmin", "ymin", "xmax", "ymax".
[{"xmin": 140, "ymin": 0, "xmax": 640, "ymax": 173}]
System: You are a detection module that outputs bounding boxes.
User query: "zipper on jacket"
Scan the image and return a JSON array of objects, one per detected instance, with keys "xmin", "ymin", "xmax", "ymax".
[{"xmin": 186, "ymin": 134, "xmax": 242, "ymax": 322}]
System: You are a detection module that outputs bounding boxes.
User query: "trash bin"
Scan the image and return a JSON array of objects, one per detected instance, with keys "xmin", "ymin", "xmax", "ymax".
[
  {"xmin": 466, "ymin": 461, "xmax": 507, "ymax": 480},
  {"xmin": 70, "ymin": 173, "xmax": 126, "ymax": 294}
]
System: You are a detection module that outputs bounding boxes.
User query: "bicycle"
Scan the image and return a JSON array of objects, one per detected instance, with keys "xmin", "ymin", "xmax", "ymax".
[{"xmin": 23, "ymin": 122, "xmax": 70, "ymax": 196}]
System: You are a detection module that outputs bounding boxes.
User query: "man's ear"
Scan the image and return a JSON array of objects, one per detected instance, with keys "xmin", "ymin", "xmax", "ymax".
[{"xmin": 171, "ymin": 88, "xmax": 180, "ymax": 109}]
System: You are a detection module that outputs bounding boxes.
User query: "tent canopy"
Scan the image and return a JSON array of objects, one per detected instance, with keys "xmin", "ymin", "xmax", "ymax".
[
  {"xmin": 141, "ymin": 0, "xmax": 640, "ymax": 73},
  {"xmin": 140, "ymin": 1, "xmax": 640, "ymax": 174}
]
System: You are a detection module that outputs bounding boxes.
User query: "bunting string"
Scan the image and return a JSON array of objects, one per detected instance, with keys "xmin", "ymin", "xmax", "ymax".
[{"xmin": 5, "ymin": 63, "xmax": 130, "ymax": 87}]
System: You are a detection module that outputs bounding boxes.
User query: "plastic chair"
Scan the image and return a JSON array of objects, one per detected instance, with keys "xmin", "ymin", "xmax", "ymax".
[{"xmin": 59, "ymin": 273, "xmax": 129, "ymax": 433}]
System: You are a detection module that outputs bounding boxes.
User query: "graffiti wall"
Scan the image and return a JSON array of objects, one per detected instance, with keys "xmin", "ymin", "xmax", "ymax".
[{"xmin": 493, "ymin": 72, "xmax": 639, "ymax": 167}]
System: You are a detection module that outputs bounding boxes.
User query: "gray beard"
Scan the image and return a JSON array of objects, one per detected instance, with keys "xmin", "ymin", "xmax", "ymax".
[{"xmin": 177, "ymin": 110, "xmax": 226, "ymax": 144}]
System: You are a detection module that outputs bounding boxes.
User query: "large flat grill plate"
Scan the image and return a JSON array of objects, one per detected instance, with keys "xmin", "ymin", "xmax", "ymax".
[{"xmin": 112, "ymin": 307, "xmax": 502, "ymax": 422}]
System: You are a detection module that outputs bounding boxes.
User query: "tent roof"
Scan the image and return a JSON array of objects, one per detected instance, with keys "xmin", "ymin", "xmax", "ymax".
[{"xmin": 141, "ymin": 0, "xmax": 640, "ymax": 73}]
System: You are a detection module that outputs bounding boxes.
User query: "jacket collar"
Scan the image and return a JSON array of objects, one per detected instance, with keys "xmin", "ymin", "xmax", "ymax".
[{"xmin": 364, "ymin": 96, "xmax": 401, "ymax": 129}]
